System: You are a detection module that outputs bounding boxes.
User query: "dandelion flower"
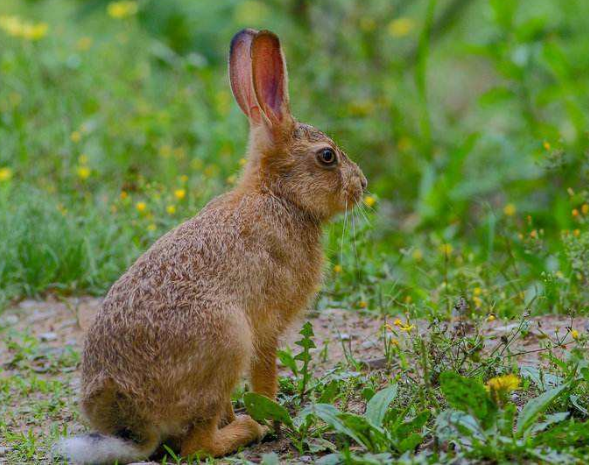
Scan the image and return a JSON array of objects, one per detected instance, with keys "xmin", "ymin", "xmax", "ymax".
[
  {"xmin": 486, "ymin": 374, "xmax": 520, "ymax": 394},
  {"xmin": 583, "ymin": 204, "xmax": 589, "ymax": 215},
  {"xmin": 239, "ymin": 158, "xmax": 247, "ymax": 166},
  {"xmin": 571, "ymin": 329, "xmax": 579, "ymax": 340},
  {"xmin": 22, "ymin": 22, "xmax": 48, "ymax": 41},
  {"xmin": 70, "ymin": 131, "xmax": 81, "ymax": 143},
  {"xmin": 404, "ymin": 295, "xmax": 412, "ymax": 304},
  {"xmin": 387, "ymin": 18, "xmax": 414, "ymax": 37},
  {"xmin": 107, "ymin": 1, "xmax": 138, "ymax": 19},
  {"xmin": 487, "ymin": 315, "xmax": 495, "ymax": 322},
  {"xmin": 0, "ymin": 167, "xmax": 13, "ymax": 182},
  {"xmin": 174, "ymin": 189, "xmax": 186, "ymax": 200},
  {"xmin": 530, "ymin": 230, "xmax": 538, "ymax": 239},
  {"xmin": 136, "ymin": 202, "xmax": 146, "ymax": 213},
  {"xmin": 543, "ymin": 141, "xmax": 551, "ymax": 151},
  {"xmin": 364, "ymin": 196, "xmax": 376, "ymax": 208},
  {"xmin": 76, "ymin": 166, "xmax": 91, "ymax": 180},
  {"xmin": 393, "ymin": 318, "xmax": 402, "ymax": 326},
  {"xmin": 439, "ymin": 243, "xmax": 453, "ymax": 255},
  {"xmin": 358, "ymin": 301, "xmax": 368, "ymax": 309},
  {"xmin": 574, "ymin": 229, "xmax": 581, "ymax": 237},
  {"xmin": 166, "ymin": 205, "xmax": 176, "ymax": 215},
  {"xmin": 333, "ymin": 264, "xmax": 342, "ymax": 273},
  {"xmin": 572, "ymin": 209, "xmax": 579, "ymax": 218},
  {"xmin": 503, "ymin": 203, "xmax": 516, "ymax": 216},
  {"xmin": 399, "ymin": 323, "xmax": 415, "ymax": 332},
  {"xmin": 473, "ymin": 287, "xmax": 482, "ymax": 296},
  {"xmin": 120, "ymin": 190, "xmax": 128, "ymax": 200},
  {"xmin": 412, "ymin": 248, "xmax": 423, "ymax": 261}
]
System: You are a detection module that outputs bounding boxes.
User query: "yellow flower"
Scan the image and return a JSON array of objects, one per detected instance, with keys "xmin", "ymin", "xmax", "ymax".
[
  {"xmin": 393, "ymin": 318, "xmax": 402, "ymax": 326},
  {"xmin": 136, "ymin": 202, "xmax": 146, "ymax": 213},
  {"xmin": 174, "ymin": 189, "xmax": 186, "ymax": 200},
  {"xmin": 77, "ymin": 36, "xmax": 93, "ymax": 51},
  {"xmin": 486, "ymin": 374, "xmax": 520, "ymax": 394},
  {"xmin": 572, "ymin": 208, "xmax": 579, "ymax": 218},
  {"xmin": 473, "ymin": 287, "xmax": 482, "ymax": 296},
  {"xmin": 333, "ymin": 264, "xmax": 342, "ymax": 273},
  {"xmin": 76, "ymin": 166, "xmax": 91, "ymax": 180},
  {"xmin": 239, "ymin": 158, "xmax": 247, "ymax": 166},
  {"xmin": 70, "ymin": 131, "xmax": 81, "ymax": 143},
  {"xmin": 147, "ymin": 223, "xmax": 156, "ymax": 232},
  {"xmin": 363, "ymin": 196, "xmax": 376, "ymax": 208},
  {"xmin": 78, "ymin": 154, "xmax": 89, "ymax": 165},
  {"xmin": 439, "ymin": 243, "xmax": 453, "ymax": 256},
  {"xmin": 404, "ymin": 295, "xmax": 412, "ymax": 304},
  {"xmin": 583, "ymin": 204, "xmax": 589, "ymax": 215},
  {"xmin": 473, "ymin": 296, "xmax": 483, "ymax": 308},
  {"xmin": 0, "ymin": 167, "xmax": 13, "ymax": 182},
  {"xmin": 180, "ymin": 174, "xmax": 189, "ymax": 183},
  {"xmin": 387, "ymin": 18, "xmax": 415, "ymax": 37},
  {"xmin": 166, "ymin": 205, "xmax": 176, "ymax": 215},
  {"xmin": 571, "ymin": 329, "xmax": 579, "ymax": 340},
  {"xmin": 22, "ymin": 22, "xmax": 48, "ymax": 41},
  {"xmin": 120, "ymin": 190, "xmax": 128, "ymax": 200},
  {"xmin": 358, "ymin": 301, "xmax": 368, "ymax": 309},
  {"xmin": 412, "ymin": 248, "xmax": 423, "ymax": 261},
  {"xmin": 574, "ymin": 229, "xmax": 581, "ymax": 237},
  {"xmin": 543, "ymin": 141, "xmax": 551, "ymax": 151},
  {"xmin": 399, "ymin": 323, "xmax": 415, "ymax": 332},
  {"xmin": 107, "ymin": 1, "xmax": 138, "ymax": 19},
  {"xmin": 503, "ymin": 203, "xmax": 516, "ymax": 216},
  {"xmin": 530, "ymin": 229, "xmax": 538, "ymax": 239},
  {"xmin": 487, "ymin": 315, "xmax": 496, "ymax": 322}
]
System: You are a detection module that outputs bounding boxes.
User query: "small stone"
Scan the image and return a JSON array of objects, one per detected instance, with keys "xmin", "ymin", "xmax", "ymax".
[
  {"xmin": 339, "ymin": 333, "xmax": 351, "ymax": 341},
  {"xmin": 0, "ymin": 315, "xmax": 18, "ymax": 326},
  {"xmin": 40, "ymin": 332, "xmax": 58, "ymax": 342},
  {"xmin": 0, "ymin": 447, "xmax": 8, "ymax": 457}
]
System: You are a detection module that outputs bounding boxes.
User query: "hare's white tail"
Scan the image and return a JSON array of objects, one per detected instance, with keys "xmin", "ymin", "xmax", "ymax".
[{"xmin": 55, "ymin": 433, "xmax": 149, "ymax": 464}]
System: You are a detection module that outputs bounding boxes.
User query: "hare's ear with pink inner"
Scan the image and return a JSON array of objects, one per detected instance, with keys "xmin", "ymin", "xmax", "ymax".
[
  {"xmin": 229, "ymin": 28, "xmax": 262, "ymax": 124},
  {"xmin": 251, "ymin": 31, "xmax": 292, "ymax": 128}
]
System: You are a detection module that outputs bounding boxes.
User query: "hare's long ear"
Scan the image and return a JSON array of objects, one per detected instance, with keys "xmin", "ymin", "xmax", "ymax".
[
  {"xmin": 229, "ymin": 28, "xmax": 262, "ymax": 124},
  {"xmin": 251, "ymin": 31, "xmax": 292, "ymax": 127}
]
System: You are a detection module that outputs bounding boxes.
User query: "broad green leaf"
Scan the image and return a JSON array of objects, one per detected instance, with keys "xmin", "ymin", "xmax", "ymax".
[
  {"xmin": 398, "ymin": 432, "xmax": 424, "ymax": 453},
  {"xmin": 243, "ymin": 392, "xmax": 293, "ymax": 428},
  {"xmin": 365, "ymin": 384, "xmax": 398, "ymax": 428},
  {"xmin": 396, "ymin": 411, "xmax": 430, "ymax": 439},
  {"xmin": 261, "ymin": 452, "xmax": 280, "ymax": 465},
  {"xmin": 516, "ymin": 382, "xmax": 570, "ymax": 437},
  {"xmin": 439, "ymin": 372, "xmax": 494, "ymax": 425},
  {"xmin": 310, "ymin": 404, "xmax": 370, "ymax": 449}
]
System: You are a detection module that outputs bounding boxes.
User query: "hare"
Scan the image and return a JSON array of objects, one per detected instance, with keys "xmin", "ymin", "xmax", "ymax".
[{"xmin": 57, "ymin": 29, "xmax": 366, "ymax": 464}]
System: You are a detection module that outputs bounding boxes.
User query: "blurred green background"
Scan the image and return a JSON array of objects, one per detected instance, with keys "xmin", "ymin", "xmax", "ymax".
[{"xmin": 1, "ymin": 0, "xmax": 589, "ymax": 317}]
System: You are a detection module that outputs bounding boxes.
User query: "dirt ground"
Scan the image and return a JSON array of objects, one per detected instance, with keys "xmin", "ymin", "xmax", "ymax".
[{"xmin": 1, "ymin": 297, "xmax": 587, "ymax": 464}]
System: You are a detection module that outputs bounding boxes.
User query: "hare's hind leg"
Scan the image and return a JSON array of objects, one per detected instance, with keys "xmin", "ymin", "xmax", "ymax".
[{"xmin": 181, "ymin": 414, "xmax": 267, "ymax": 458}]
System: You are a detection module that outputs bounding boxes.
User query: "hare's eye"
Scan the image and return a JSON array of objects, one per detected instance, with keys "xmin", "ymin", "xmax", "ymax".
[{"xmin": 317, "ymin": 148, "xmax": 337, "ymax": 166}]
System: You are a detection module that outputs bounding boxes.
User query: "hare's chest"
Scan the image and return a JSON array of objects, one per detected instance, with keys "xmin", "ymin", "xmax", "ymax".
[{"xmin": 243, "ymin": 233, "xmax": 323, "ymax": 328}]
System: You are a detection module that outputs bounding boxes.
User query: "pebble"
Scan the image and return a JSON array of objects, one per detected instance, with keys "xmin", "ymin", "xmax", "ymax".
[
  {"xmin": 0, "ymin": 447, "xmax": 7, "ymax": 457},
  {"xmin": 40, "ymin": 332, "xmax": 58, "ymax": 342},
  {"xmin": 0, "ymin": 315, "xmax": 18, "ymax": 326}
]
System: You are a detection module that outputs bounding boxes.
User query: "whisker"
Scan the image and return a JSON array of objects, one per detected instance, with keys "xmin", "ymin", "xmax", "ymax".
[
  {"xmin": 351, "ymin": 208, "xmax": 361, "ymax": 287},
  {"xmin": 339, "ymin": 199, "xmax": 349, "ymax": 267}
]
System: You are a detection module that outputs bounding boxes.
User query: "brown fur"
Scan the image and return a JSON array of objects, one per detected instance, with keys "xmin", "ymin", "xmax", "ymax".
[{"xmin": 76, "ymin": 29, "xmax": 366, "ymax": 461}]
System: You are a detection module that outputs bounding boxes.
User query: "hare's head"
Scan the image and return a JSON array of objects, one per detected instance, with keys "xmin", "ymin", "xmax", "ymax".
[{"xmin": 230, "ymin": 29, "xmax": 367, "ymax": 221}]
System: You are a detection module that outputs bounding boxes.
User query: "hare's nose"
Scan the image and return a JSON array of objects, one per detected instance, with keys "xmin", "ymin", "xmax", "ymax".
[{"xmin": 360, "ymin": 174, "xmax": 368, "ymax": 191}]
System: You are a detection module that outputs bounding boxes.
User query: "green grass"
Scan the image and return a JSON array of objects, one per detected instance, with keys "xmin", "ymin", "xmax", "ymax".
[{"xmin": 2, "ymin": 0, "xmax": 589, "ymax": 462}]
